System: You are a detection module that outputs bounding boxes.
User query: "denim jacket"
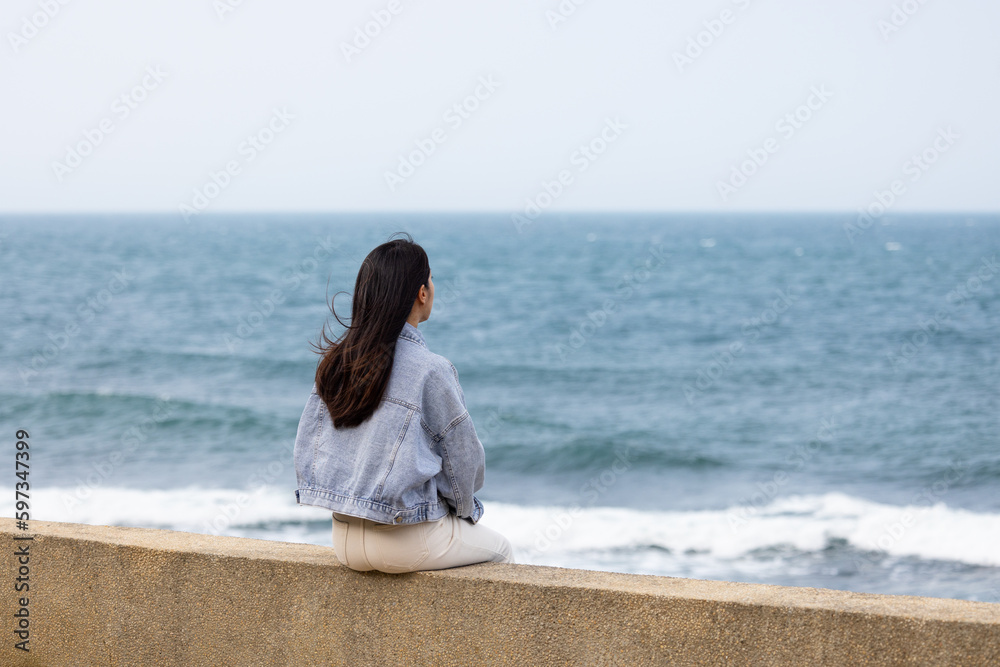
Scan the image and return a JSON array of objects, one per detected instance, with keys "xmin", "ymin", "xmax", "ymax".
[{"xmin": 293, "ymin": 322, "xmax": 486, "ymax": 525}]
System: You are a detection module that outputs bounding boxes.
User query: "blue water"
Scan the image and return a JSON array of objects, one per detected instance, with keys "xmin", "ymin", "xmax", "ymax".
[{"xmin": 1, "ymin": 213, "xmax": 998, "ymax": 602}]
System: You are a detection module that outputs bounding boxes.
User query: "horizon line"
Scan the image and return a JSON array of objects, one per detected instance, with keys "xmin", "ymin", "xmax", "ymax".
[{"xmin": 1, "ymin": 210, "xmax": 998, "ymax": 218}]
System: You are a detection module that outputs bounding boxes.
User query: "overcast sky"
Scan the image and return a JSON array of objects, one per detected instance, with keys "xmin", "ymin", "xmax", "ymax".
[{"xmin": 2, "ymin": 0, "xmax": 998, "ymax": 214}]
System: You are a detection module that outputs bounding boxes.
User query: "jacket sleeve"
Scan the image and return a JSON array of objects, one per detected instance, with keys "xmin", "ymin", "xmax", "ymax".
[{"xmin": 423, "ymin": 361, "xmax": 486, "ymax": 523}]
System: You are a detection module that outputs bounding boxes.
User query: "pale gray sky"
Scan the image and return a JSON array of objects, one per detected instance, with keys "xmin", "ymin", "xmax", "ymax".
[{"xmin": 2, "ymin": 0, "xmax": 998, "ymax": 214}]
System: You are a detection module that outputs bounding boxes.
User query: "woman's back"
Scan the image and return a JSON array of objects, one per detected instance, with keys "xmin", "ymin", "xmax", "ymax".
[
  {"xmin": 294, "ymin": 321, "xmax": 485, "ymax": 525},
  {"xmin": 293, "ymin": 232, "xmax": 513, "ymax": 573}
]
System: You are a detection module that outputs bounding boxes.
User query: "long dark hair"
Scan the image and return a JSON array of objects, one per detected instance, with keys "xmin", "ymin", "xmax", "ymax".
[{"xmin": 313, "ymin": 233, "xmax": 430, "ymax": 428}]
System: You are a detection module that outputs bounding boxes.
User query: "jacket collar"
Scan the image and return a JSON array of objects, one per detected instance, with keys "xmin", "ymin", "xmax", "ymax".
[{"xmin": 398, "ymin": 321, "xmax": 427, "ymax": 348}]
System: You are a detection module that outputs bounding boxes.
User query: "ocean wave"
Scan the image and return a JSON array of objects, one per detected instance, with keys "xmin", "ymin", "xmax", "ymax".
[
  {"xmin": 3, "ymin": 389, "xmax": 295, "ymax": 438},
  {"xmin": 487, "ymin": 439, "xmax": 727, "ymax": 472},
  {"xmin": 485, "ymin": 493, "xmax": 1000, "ymax": 569},
  {"xmin": 9, "ymin": 487, "xmax": 999, "ymax": 569}
]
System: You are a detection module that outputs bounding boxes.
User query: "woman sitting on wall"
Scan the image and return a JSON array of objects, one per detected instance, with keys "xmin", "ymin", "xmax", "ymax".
[{"xmin": 293, "ymin": 232, "xmax": 514, "ymax": 573}]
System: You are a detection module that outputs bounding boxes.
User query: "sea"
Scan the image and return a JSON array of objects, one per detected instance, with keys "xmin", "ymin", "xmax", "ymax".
[{"xmin": 1, "ymin": 212, "xmax": 998, "ymax": 603}]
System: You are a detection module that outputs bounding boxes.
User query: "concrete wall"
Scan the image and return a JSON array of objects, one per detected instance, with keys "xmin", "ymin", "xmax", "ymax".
[{"xmin": 2, "ymin": 519, "xmax": 998, "ymax": 666}]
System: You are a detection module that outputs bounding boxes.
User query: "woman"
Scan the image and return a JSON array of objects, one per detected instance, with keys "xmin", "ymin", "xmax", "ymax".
[{"xmin": 293, "ymin": 233, "xmax": 514, "ymax": 573}]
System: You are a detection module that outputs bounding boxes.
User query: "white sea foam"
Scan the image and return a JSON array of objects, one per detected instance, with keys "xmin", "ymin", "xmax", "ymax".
[
  {"xmin": 485, "ymin": 493, "xmax": 1000, "ymax": 570},
  {"xmin": 8, "ymin": 487, "xmax": 1000, "ymax": 570}
]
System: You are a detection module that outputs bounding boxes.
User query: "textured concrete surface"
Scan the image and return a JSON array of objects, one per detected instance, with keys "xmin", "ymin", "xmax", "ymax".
[{"xmin": 2, "ymin": 519, "xmax": 998, "ymax": 666}]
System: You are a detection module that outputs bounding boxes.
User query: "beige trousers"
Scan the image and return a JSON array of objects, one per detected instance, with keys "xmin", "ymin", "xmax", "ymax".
[{"xmin": 331, "ymin": 511, "xmax": 515, "ymax": 573}]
